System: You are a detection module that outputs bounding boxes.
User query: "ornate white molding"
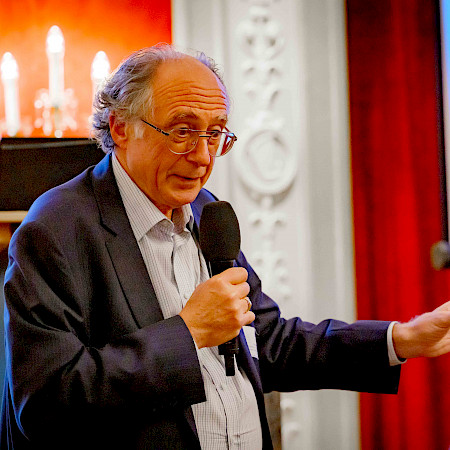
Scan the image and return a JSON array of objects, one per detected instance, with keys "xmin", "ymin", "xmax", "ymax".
[
  {"xmin": 233, "ymin": 2, "xmax": 300, "ymax": 444},
  {"xmin": 233, "ymin": 1, "xmax": 296, "ymax": 197},
  {"xmin": 280, "ymin": 397, "xmax": 301, "ymax": 443},
  {"xmin": 248, "ymin": 196, "xmax": 291, "ymax": 301},
  {"xmin": 232, "ymin": 0, "xmax": 295, "ymax": 313}
]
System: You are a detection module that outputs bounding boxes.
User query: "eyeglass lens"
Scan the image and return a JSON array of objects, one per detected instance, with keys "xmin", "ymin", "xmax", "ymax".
[{"xmin": 168, "ymin": 130, "xmax": 234, "ymax": 157}]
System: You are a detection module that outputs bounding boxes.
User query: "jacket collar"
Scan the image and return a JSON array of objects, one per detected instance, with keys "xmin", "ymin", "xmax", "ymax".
[{"xmin": 91, "ymin": 153, "xmax": 164, "ymax": 327}]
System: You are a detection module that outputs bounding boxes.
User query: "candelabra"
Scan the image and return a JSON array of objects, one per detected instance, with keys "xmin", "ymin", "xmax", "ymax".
[{"xmin": 1, "ymin": 25, "xmax": 110, "ymax": 138}]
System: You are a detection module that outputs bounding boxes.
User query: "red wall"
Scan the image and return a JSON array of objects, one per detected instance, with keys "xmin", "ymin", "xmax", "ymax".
[{"xmin": 0, "ymin": 0, "xmax": 172, "ymax": 137}]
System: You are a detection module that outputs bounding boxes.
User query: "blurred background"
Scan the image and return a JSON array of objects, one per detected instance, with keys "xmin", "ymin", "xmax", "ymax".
[{"xmin": 1, "ymin": 0, "xmax": 449, "ymax": 448}]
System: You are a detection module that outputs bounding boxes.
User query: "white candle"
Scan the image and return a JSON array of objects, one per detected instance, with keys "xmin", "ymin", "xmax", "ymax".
[
  {"xmin": 1, "ymin": 52, "xmax": 20, "ymax": 136},
  {"xmin": 46, "ymin": 25, "xmax": 65, "ymax": 108},
  {"xmin": 91, "ymin": 51, "xmax": 110, "ymax": 102}
]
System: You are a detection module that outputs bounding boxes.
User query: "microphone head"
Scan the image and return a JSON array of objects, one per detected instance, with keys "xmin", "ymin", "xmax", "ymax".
[{"xmin": 199, "ymin": 201, "xmax": 241, "ymax": 262}]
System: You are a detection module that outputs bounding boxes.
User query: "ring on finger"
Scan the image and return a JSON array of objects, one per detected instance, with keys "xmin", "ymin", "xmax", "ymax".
[{"xmin": 245, "ymin": 297, "xmax": 252, "ymax": 312}]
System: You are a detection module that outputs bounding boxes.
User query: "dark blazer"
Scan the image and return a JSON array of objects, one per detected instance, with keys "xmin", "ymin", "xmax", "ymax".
[{"xmin": 1, "ymin": 154, "xmax": 400, "ymax": 449}]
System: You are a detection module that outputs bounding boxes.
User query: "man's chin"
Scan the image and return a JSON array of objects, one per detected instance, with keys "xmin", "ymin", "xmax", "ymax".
[
  {"xmin": 167, "ymin": 175, "xmax": 209, "ymax": 205},
  {"xmin": 170, "ymin": 188, "xmax": 202, "ymax": 208}
]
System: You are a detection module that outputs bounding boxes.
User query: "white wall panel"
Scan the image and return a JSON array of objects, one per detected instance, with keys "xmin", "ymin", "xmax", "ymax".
[{"xmin": 172, "ymin": 1, "xmax": 358, "ymax": 448}]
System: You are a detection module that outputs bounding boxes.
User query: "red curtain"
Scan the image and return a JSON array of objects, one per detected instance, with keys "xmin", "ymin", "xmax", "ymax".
[{"xmin": 347, "ymin": 0, "xmax": 450, "ymax": 448}]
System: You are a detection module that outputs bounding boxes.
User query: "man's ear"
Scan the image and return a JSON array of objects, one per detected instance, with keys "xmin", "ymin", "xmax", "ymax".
[{"xmin": 109, "ymin": 115, "xmax": 128, "ymax": 149}]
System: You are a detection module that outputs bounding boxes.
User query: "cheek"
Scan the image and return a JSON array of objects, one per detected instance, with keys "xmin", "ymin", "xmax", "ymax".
[
  {"xmin": 154, "ymin": 157, "xmax": 182, "ymax": 188},
  {"xmin": 203, "ymin": 160, "xmax": 215, "ymax": 182},
  {"xmin": 127, "ymin": 152, "xmax": 162, "ymax": 194}
]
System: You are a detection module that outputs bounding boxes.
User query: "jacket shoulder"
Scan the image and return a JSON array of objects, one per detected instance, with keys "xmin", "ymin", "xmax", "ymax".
[
  {"xmin": 23, "ymin": 155, "xmax": 111, "ymax": 226},
  {"xmin": 194, "ymin": 188, "xmax": 218, "ymax": 205},
  {"xmin": 191, "ymin": 188, "xmax": 219, "ymax": 223}
]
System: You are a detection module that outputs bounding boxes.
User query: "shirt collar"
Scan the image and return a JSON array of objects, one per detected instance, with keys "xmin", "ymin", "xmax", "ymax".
[{"xmin": 112, "ymin": 153, "xmax": 194, "ymax": 240}]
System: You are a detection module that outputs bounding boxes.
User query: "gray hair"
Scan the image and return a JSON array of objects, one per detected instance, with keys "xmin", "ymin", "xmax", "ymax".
[{"xmin": 91, "ymin": 44, "xmax": 227, "ymax": 154}]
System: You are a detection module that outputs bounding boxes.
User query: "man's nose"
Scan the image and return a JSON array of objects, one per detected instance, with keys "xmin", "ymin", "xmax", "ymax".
[{"xmin": 186, "ymin": 135, "xmax": 211, "ymax": 165}]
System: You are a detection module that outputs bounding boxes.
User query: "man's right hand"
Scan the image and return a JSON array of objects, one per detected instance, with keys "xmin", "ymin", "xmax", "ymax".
[{"xmin": 179, "ymin": 267, "xmax": 255, "ymax": 349}]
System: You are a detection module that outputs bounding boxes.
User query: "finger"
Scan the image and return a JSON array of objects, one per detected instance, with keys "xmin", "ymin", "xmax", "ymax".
[
  {"xmin": 239, "ymin": 296, "xmax": 252, "ymax": 313},
  {"xmin": 243, "ymin": 310, "xmax": 255, "ymax": 326},
  {"xmin": 220, "ymin": 267, "xmax": 248, "ymax": 284},
  {"xmin": 235, "ymin": 282, "xmax": 250, "ymax": 299}
]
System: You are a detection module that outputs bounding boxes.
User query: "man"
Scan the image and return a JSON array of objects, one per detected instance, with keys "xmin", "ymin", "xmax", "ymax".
[{"xmin": 1, "ymin": 45, "xmax": 449, "ymax": 449}]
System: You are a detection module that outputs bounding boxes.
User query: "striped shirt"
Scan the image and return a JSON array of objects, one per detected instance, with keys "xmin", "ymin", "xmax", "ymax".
[{"xmin": 112, "ymin": 154, "xmax": 263, "ymax": 449}]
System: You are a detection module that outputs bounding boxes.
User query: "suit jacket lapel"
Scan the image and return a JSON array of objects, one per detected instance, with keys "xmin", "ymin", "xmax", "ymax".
[{"xmin": 91, "ymin": 154, "xmax": 164, "ymax": 328}]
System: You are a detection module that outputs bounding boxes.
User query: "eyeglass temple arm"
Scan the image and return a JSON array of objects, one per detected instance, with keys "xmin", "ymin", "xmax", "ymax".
[{"xmin": 140, "ymin": 119, "xmax": 170, "ymax": 136}]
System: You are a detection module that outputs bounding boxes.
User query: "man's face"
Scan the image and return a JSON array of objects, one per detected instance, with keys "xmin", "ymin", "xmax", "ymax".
[{"xmin": 114, "ymin": 56, "xmax": 229, "ymax": 218}]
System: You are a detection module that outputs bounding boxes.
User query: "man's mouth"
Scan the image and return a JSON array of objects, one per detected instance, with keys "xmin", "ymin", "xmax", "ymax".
[{"xmin": 174, "ymin": 174, "xmax": 204, "ymax": 180}]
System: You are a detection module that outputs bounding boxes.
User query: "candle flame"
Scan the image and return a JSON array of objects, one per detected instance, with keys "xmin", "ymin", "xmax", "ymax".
[
  {"xmin": 91, "ymin": 51, "xmax": 111, "ymax": 82},
  {"xmin": 46, "ymin": 26, "xmax": 65, "ymax": 55},
  {"xmin": 1, "ymin": 53, "xmax": 19, "ymax": 81}
]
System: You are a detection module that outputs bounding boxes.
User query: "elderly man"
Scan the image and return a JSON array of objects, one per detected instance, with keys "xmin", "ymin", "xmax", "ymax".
[{"xmin": 1, "ymin": 45, "xmax": 450, "ymax": 449}]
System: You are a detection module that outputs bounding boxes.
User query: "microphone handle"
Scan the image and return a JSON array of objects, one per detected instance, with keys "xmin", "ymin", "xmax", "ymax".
[
  {"xmin": 218, "ymin": 338, "xmax": 239, "ymax": 376},
  {"xmin": 209, "ymin": 260, "xmax": 239, "ymax": 376}
]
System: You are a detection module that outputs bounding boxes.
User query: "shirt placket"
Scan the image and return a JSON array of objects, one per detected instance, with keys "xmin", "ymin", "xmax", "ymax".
[{"xmin": 172, "ymin": 230, "xmax": 198, "ymax": 307}]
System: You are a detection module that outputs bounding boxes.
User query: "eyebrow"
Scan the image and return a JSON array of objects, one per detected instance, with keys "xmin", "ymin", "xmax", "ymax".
[{"xmin": 168, "ymin": 112, "xmax": 228, "ymax": 127}]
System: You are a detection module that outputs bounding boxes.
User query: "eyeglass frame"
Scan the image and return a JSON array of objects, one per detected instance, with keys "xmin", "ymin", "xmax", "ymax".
[{"xmin": 140, "ymin": 119, "xmax": 237, "ymax": 157}]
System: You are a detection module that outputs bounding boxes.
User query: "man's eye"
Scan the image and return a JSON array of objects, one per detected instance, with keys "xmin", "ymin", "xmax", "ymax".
[
  {"xmin": 172, "ymin": 128, "xmax": 191, "ymax": 140},
  {"xmin": 208, "ymin": 130, "xmax": 221, "ymax": 141}
]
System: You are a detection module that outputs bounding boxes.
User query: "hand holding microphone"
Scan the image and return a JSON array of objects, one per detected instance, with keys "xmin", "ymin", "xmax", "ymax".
[
  {"xmin": 179, "ymin": 267, "xmax": 254, "ymax": 349},
  {"xmin": 179, "ymin": 201, "xmax": 255, "ymax": 375}
]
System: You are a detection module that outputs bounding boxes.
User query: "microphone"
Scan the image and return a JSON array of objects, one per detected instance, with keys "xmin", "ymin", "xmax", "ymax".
[{"xmin": 199, "ymin": 201, "xmax": 241, "ymax": 376}]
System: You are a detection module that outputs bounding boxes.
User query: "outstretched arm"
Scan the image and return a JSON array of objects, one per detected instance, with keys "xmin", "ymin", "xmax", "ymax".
[{"xmin": 393, "ymin": 301, "xmax": 450, "ymax": 359}]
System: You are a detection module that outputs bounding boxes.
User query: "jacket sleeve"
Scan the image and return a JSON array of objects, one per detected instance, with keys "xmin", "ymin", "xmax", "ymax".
[
  {"xmin": 3, "ymin": 219, "xmax": 206, "ymax": 442},
  {"xmin": 237, "ymin": 251, "xmax": 401, "ymax": 395}
]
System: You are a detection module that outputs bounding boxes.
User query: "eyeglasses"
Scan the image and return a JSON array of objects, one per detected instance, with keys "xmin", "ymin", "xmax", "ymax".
[{"xmin": 140, "ymin": 119, "xmax": 237, "ymax": 157}]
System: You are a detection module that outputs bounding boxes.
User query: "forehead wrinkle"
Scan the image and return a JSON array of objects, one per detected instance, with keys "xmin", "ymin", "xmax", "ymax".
[
  {"xmin": 164, "ymin": 104, "xmax": 229, "ymax": 122},
  {"xmin": 154, "ymin": 77, "xmax": 226, "ymax": 93},
  {"xmin": 153, "ymin": 87, "xmax": 227, "ymax": 105},
  {"xmin": 153, "ymin": 92, "xmax": 229, "ymax": 115},
  {"xmin": 170, "ymin": 112, "xmax": 228, "ymax": 122},
  {"xmin": 155, "ymin": 82, "xmax": 225, "ymax": 93},
  {"xmin": 155, "ymin": 89, "xmax": 230, "ymax": 118},
  {"xmin": 151, "ymin": 62, "xmax": 230, "ymax": 120},
  {"xmin": 153, "ymin": 79, "xmax": 228, "ymax": 101},
  {"xmin": 165, "ymin": 95, "xmax": 228, "ymax": 108}
]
